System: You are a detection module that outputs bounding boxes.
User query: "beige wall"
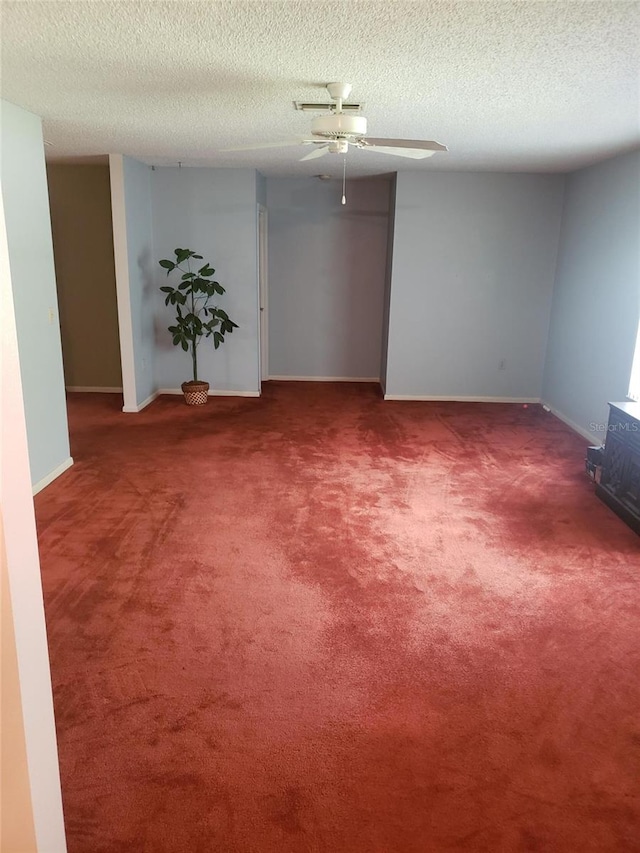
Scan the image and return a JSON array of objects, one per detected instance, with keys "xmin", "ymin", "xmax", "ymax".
[
  {"xmin": 47, "ymin": 164, "xmax": 122, "ymax": 388},
  {"xmin": 1, "ymin": 519, "xmax": 38, "ymax": 853}
]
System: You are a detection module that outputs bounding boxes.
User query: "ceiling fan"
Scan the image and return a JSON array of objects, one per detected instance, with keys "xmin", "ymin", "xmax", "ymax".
[{"xmin": 222, "ymin": 83, "xmax": 448, "ymax": 162}]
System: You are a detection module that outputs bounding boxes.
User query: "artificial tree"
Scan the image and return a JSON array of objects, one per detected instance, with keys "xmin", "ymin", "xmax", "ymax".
[{"xmin": 159, "ymin": 248, "xmax": 238, "ymax": 404}]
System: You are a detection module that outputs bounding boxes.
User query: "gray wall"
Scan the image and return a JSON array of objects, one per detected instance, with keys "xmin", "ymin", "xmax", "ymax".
[
  {"xmin": 1, "ymin": 100, "xmax": 71, "ymax": 486},
  {"xmin": 385, "ymin": 172, "xmax": 565, "ymax": 399},
  {"xmin": 151, "ymin": 167, "xmax": 260, "ymax": 393},
  {"xmin": 47, "ymin": 164, "xmax": 122, "ymax": 389},
  {"xmin": 543, "ymin": 149, "xmax": 640, "ymax": 439},
  {"xmin": 266, "ymin": 177, "xmax": 390, "ymax": 379},
  {"xmin": 122, "ymin": 156, "xmax": 156, "ymax": 405}
]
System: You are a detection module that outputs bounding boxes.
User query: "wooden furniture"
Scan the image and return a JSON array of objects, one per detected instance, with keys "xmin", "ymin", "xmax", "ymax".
[{"xmin": 596, "ymin": 402, "xmax": 640, "ymax": 534}]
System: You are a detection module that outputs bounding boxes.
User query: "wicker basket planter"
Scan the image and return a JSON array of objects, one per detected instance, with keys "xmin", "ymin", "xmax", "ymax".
[{"xmin": 181, "ymin": 380, "xmax": 210, "ymax": 406}]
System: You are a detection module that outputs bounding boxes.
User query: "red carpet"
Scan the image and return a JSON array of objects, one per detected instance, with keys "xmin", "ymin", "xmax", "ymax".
[{"xmin": 35, "ymin": 382, "xmax": 640, "ymax": 852}]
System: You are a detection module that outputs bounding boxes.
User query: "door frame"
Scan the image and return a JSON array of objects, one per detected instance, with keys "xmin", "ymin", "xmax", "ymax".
[{"xmin": 258, "ymin": 204, "xmax": 269, "ymax": 384}]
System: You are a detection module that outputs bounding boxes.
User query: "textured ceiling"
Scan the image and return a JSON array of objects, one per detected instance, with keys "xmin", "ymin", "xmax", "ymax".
[{"xmin": 1, "ymin": 0, "xmax": 639, "ymax": 177}]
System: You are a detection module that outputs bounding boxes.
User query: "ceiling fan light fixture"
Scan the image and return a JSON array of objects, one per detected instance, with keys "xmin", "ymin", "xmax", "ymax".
[{"xmin": 329, "ymin": 140, "xmax": 349, "ymax": 154}]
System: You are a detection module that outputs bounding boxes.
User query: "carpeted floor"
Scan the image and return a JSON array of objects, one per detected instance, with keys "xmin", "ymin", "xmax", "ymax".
[{"xmin": 35, "ymin": 382, "xmax": 640, "ymax": 852}]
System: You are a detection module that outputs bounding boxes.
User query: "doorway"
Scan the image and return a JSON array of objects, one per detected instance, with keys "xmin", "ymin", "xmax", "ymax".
[{"xmin": 47, "ymin": 164, "xmax": 122, "ymax": 395}]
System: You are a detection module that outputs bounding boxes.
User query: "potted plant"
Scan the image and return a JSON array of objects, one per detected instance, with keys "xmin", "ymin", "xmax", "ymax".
[{"xmin": 159, "ymin": 248, "xmax": 238, "ymax": 405}]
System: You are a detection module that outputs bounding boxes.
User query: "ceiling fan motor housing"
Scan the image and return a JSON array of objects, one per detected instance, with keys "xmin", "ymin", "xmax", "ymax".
[{"xmin": 311, "ymin": 114, "xmax": 367, "ymax": 140}]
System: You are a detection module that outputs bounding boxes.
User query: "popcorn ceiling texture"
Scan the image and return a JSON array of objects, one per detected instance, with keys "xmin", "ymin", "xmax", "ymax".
[{"xmin": 1, "ymin": 1, "xmax": 639, "ymax": 176}]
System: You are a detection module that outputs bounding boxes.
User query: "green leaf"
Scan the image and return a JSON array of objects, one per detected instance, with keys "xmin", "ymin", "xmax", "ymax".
[{"xmin": 160, "ymin": 249, "xmax": 236, "ymax": 355}]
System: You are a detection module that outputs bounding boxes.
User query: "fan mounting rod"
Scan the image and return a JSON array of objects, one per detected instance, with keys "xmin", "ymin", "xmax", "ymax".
[{"xmin": 326, "ymin": 82, "xmax": 352, "ymax": 111}]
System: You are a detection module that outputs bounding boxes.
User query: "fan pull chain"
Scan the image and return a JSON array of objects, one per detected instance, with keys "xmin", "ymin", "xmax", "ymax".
[{"xmin": 341, "ymin": 157, "xmax": 347, "ymax": 205}]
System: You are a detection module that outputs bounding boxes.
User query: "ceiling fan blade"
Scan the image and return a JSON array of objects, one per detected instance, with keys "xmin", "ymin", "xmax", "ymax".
[
  {"xmin": 300, "ymin": 146, "xmax": 330, "ymax": 161},
  {"xmin": 365, "ymin": 138, "xmax": 448, "ymax": 152},
  {"xmin": 361, "ymin": 145, "xmax": 436, "ymax": 160}
]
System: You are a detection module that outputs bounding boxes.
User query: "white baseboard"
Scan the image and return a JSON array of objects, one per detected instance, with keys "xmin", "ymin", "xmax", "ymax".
[
  {"xmin": 32, "ymin": 456, "xmax": 74, "ymax": 495},
  {"xmin": 268, "ymin": 375, "xmax": 379, "ymax": 382},
  {"xmin": 122, "ymin": 391, "xmax": 159, "ymax": 413},
  {"xmin": 66, "ymin": 386, "xmax": 123, "ymax": 393},
  {"xmin": 383, "ymin": 394, "xmax": 541, "ymax": 403},
  {"xmin": 156, "ymin": 388, "xmax": 260, "ymax": 398},
  {"xmin": 541, "ymin": 402, "xmax": 599, "ymax": 444}
]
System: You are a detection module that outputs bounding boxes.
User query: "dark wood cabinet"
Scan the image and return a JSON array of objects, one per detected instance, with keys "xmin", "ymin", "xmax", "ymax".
[{"xmin": 596, "ymin": 402, "xmax": 640, "ymax": 534}]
